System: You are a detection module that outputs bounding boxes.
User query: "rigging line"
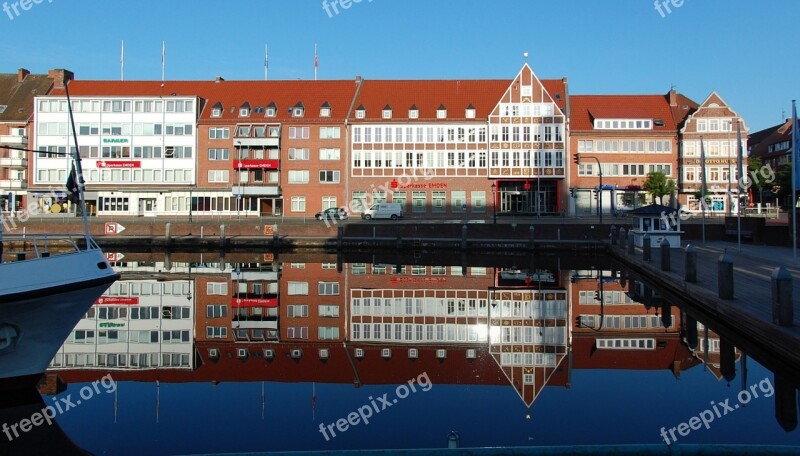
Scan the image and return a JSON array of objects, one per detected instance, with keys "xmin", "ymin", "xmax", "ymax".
[{"xmin": 1, "ymin": 144, "xmax": 73, "ymax": 157}]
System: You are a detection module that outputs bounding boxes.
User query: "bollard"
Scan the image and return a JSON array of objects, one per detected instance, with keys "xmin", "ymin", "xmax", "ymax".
[
  {"xmin": 557, "ymin": 228, "xmax": 560, "ymax": 241},
  {"xmin": 618, "ymin": 227, "xmax": 626, "ymax": 249},
  {"xmin": 272, "ymin": 224, "xmax": 279, "ymax": 245},
  {"xmin": 337, "ymin": 225, "xmax": 344, "ymax": 250},
  {"xmin": 718, "ymin": 251, "xmax": 734, "ymax": 300},
  {"xmin": 775, "ymin": 374, "xmax": 799, "ymax": 432},
  {"xmin": 642, "ymin": 234, "xmax": 651, "ymax": 262},
  {"xmin": 660, "ymin": 238, "xmax": 671, "ymax": 272},
  {"xmin": 627, "ymin": 231, "xmax": 635, "ymax": 255},
  {"xmin": 685, "ymin": 245, "xmax": 697, "ymax": 283},
  {"xmin": 220, "ymin": 224, "xmax": 226, "ymax": 247},
  {"xmin": 610, "ymin": 225, "xmax": 618, "ymax": 246},
  {"xmin": 771, "ymin": 266, "xmax": 793, "ymax": 326},
  {"xmin": 165, "ymin": 222, "xmax": 172, "ymax": 244},
  {"xmin": 462, "ymin": 224, "xmax": 468, "ymax": 250},
  {"xmin": 529, "ymin": 225, "xmax": 535, "ymax": 250}
]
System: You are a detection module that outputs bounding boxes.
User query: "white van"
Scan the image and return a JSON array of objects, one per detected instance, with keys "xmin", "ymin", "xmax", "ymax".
[{"xmin": 362, "ymin": 203, "xmax": 403, "ymax": 220}]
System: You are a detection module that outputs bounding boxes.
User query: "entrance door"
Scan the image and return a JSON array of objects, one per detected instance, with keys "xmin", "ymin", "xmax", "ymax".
[
  {"xmin": 139, "ymin": 198, "xmax": 157, "ymax": 217},
  {"xmin": 260, "ymin": 198, "xmax": 274, "ymax": 216}
]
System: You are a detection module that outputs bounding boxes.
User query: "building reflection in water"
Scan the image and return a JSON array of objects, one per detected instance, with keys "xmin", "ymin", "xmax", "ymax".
[{"xmin": 42, "ymin": 252, "xmax": 799, "ymax": 428}]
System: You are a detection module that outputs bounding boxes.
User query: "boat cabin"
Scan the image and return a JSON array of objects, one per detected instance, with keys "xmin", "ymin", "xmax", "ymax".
[{"xmin": 628, "ymin": 204, "xmax": 682, "ymax": 249}]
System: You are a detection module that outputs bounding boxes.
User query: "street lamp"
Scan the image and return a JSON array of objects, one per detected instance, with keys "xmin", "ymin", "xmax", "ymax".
[
  {"xmin": 574, "ymin": 153, "xmax": 603, "ymax": 225},
  {"xmin": 491, "ymin": 183, "xmax": 497, "ymax": 224}
]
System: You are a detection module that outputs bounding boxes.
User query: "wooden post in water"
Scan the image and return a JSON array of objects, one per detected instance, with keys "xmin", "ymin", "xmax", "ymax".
[
  {"xmin": 462, "ymin": 224, "xmax": 468, "ymax": 250},
  {"xmin": 165, "ymin": 222, "xmax": 172, "ymax": 245},
  {"xmin": 627, "ymin": 231, "xmax": 635, "ymax": 255},
  {"xmin": 529, "ymin": 225, "xmax": 535, "ymax": 251},
  {"xmin": 685, "ymin": 245, "xmax": 697, "ymax": 283},
  {"xmin": 718, "ymin": 251, "xmax": 734, "ymax": 299},
  {"xmin": 220, "ymin": 224, "xmax": 226, "ymax": 248},
  {"xmin": 337, "ymin": 225, "xmax": 343, "ymax": 250},
  {"xmin": 660, "ymin": 239, "xmax": 671, "ymax": 272},
  {"xmin": 618, "ymin": 227, "xmax": 626, "ymax": 249},
  {"xmin": 610, "ymin": 225, "xmax": 617, "ymax": 246},
  {"xmin": 771, "ymin": 266, "xmax": 793, "ymax": 326},
  {"xmin": 642, "ymin": 234, "xmax": 651, "ymax": 262}
]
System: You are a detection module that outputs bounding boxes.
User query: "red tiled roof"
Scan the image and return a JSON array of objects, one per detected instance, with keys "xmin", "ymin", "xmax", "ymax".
[
  {"xmin": 52, "ymin": 79, "xmax": 360, "ymax": 123},
  {"xmin": 350, "ymin": 78, "xmax": 568, "ymax": 122},
  {"xmin": 569, "ymin": 94, "xmax": 680, "ymax": 132}
]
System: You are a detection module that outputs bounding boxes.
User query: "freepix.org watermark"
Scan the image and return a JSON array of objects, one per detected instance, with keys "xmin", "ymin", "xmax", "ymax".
[
  {"xmin": 654, "ymin": 0, "xmax": 686, "ymax": 18},
  {"xmin": 659, "ymin": 377, "xmax": 774, "ymax": 445},
  {"xmin": 322, "ymin": 0, "xmax": 373, "ymax": 18},
  {"xmin": 2, "ymin": 374, "xmax": 117, "ymax": 442},
  {"xmin": 318, "ymin": 371, "xmax": 433, "ymax": 441},
  {"xmin": 3, "ymin": 0, "xmax": 53, "ymax": 21}
]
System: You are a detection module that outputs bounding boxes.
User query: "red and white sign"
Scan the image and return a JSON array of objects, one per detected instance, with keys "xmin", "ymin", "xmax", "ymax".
[
  {"xmin": 390, "ymin": 179, "xmax": 447, "ymax": 190},
  {"xmin": 231, "ymin": 297, "xmax": 278, "ymax": 308},
  {"xmin": 104, "ymin": 222, "xmax": 126, "ymax": 235},
  {"xmin": 105, "ymin": 252, "xmax": 125, "ymax": 262},
  {"xmin": 96, "ymin": 160, "xmax": 141, "ymax": 169},
  {"xmin": 95, "ymin": 297, "xmax": 139, "ymax": 305},
  {"xmin": 235, "ymin": 159, "xmax": 279, "ymax": 170}
]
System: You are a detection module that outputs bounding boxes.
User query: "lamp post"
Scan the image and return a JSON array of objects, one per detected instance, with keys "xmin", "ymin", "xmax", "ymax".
[
  {"xmin": 491, "ymin": 183, "xmax": 497, "ymax": 224},
  {"xmin": 574, "ymin": 153, "xmax": 603, "ymax": 225}
]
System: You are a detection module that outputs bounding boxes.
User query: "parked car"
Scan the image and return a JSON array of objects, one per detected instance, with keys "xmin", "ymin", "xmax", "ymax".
[
  {"xmin": 315, "ymin": 207, "xmax": 348, "ymax": 220},
  {"xmin": 361, "ymin": 203, "xmax": 403, "ymax": 220}
]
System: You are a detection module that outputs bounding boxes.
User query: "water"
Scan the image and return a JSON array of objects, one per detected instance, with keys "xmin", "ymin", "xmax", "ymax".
[{"xmin": 5, "ymin": 251, "xmax": 800, "ymax": 454}]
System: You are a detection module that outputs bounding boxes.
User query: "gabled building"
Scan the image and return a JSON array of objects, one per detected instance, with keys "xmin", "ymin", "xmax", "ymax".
[
  {"xmin": 678, "ymin": 92, "xmax": 748, "ymax": 215},
  {"xmin": 0, "ymin": 68, "xmax": 62, "ymax": 213}
]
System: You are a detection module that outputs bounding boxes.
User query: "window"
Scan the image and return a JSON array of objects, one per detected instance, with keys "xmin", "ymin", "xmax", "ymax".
[
  {"xmin": 288, "ymin": 148, "xmax": 309, "ymax": 160},
  {"xmin": 292, "ymin": 106, "xmax": 304, "ymax": 117},
  {"xmin": 322, "ymin": 196, "xmax": 337, "ymax": 210},
  {"xmin": 208, "ymin": 170, "xmax": 229, "ymax": 183},
  {"xmin": 209, "ymin": 127, "xmax": 229, "ymax": 139},
  {"xmin": 436, "ymin": 108, "xmax": 447, "ymax": 119},
  {"xmin": 288, "ymin": 170, "xmax": 309, "ymax": 183},
  {"xmin": 382, "ymin": 109, "xmax": 392, "ymax": 119},
  {"xmin": 266, "ymin": 106, "xmax": 276, "ymax": 117},
  {"xmin": 206, "ymin": 327, "xmax": 228, "ymax": 339},
  {"xmin": 288, "ymin": 127, "xmax": 309, "ymax": 139},
  {"xmin": 466, "ymin": 107, "xmax": 476, "ymax": 119},
  {"xmin": 207, "ymin": 282, "xmax": 228, "ymax": 295},
  {"xmin": 319, "ymin": 170, "xmax": 340, "ymax": 183},
  {"xmin": 208, "ymin": 148, "xmax": 229, "ymax": 160},
  {"xmin": 318, "ymin": 327, "xmax": 340, "ymax": 340},
  {"xmin": 288, "ymin": 305, "xmax": 309, "ymax": 317},
  {"xmin": 290, "ymin": 196, "xmax": 306, "ymax": 212},
  {"xmin": 320, "ymin": 107, "xmax": 331, "ymax": 117},
  {"xmin": 287, "ymin": 282, "xmax": 309, "ymax": 295},
  {"xmin": 318, "ymin": 282, "xmax": 340, "ymax": 295},
  {"xmin": 206, "ymin": 305, "xmax": 227, "ymax": 318},
  {"xmin": 286, "ymin": 327, "xmax": 309, "ymax": 339},
  {"xmin": 320, "ymin": 127, "xmax": 341, "ymax": 139},
  {"xmin": 240, "ymin": 107, "xmax": 250, "ymax": 117},
  {"xmin": 318, "ymin": 305, "xmax": 339, "ymax": 317},
  {"xmin": 355, "ymin": 109, "xmax": 366, "ymax": 119},
  {"xmin": 408, "ymin": 108, "xmax": 418, "ymax": 119},
  {"xmin": 320, "ymin": 148, "xmax": 340, "ymax": 160}
]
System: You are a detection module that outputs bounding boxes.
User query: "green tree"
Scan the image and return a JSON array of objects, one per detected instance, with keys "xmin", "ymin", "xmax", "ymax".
[{"xmin": 642, "ymin": 171, "xmax": 676, "ymax": 205}]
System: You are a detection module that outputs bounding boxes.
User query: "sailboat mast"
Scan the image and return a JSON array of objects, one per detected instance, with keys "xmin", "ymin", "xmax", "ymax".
[{"xmin": 63, "ymin": 79, "xmax": 92, "ymax": 247}]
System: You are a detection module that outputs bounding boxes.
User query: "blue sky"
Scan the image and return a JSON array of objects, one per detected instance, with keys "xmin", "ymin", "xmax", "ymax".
[{"xmin": 0, "ymin": 0, "xmax": 797, "ymax": 132}]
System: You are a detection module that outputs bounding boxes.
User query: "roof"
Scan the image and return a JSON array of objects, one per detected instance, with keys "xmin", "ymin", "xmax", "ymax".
[
  {"xmin": 51, "ymin": 79, "xmax": 361, "ymax": 123},
  {"xmin": 0, "ymin": 70, "xmax": 56, "ymax": 122},
  {"xmin": 748, "ymin": 118, "xmax": 795, "ymax": 160},
  {"xmin": 569, "ymin": 94, "xmax": 681, "ymax": 133},
  {"xmin": 350, "ymin": 77, "xmax": 567, "ymax": 122}
]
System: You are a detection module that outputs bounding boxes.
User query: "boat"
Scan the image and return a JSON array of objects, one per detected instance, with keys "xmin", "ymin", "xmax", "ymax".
[{"xmin": 0, "ymin": 77, "xmax": 120, "ymax": 382}]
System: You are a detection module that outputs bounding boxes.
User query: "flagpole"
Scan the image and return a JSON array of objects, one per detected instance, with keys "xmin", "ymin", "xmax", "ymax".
[
  {"xmin": 120, "ymin": 40, "xmax": 124, "ymax": 81},
  {"xmin": 792, "ymin": 100, "xmax": 797, "ymax": 262},
  {"xmin": 264, "ymin": 44, "xmax": 268, "ymax": 81},
  {"xmin": 161, "ymin": 41, "xmax": 166, "ymax": 84},
  {"xmin": 736, "ymin": 119, "xmax": 743, "ymax": 251},
  {"xmin": 314, "ymin": 44, "xmax": 318, "ymax": 81}
]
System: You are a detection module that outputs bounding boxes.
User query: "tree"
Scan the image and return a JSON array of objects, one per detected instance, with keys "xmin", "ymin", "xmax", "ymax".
[{"xmin": 642, "ymin": 171, "xmax": 676, "ymax": 205}]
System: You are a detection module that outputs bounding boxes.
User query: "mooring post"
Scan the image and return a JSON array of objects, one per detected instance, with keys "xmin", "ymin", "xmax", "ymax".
[
  {"xmin": 771, "ymin": 266, "xmax": 793, "ymax": 326},
  {"xmin": 627, "ymin": 231, "xmax": 635, "ymax": 255},
  {"xmin": 642, "ymin": 234, "xmax": 651, "ymax": 262},
  {"xmin": 337, "ymin": 225, "xmax": 343, "ymax": 250},
  {"xmin": 462, "ymin": 224, "xmax": 468, "ymax": 250},
  {"xmin": 660, "ymin": 238, "xmax": 671, "ymax": 272},
  {"xmin": 219, "ymin": 224, "xmax": 226, "ymax": 247},
  {"xmin": 529, "ymin": 225, "xmax": 535, "ymax": 250},
  {"xmin": 618, "ymin": 227, "xmax": 626, "ymax": 249},
  {"xmin": 685, "ymin": 245, "xmax": 697, "ymax": 283},
  {"xmin": 610, "ymin": 225, "xmax": 617, "ymax": 246},
  {"xmin": 165, "ymin": 222, "xmax": 172, "ymax": 245},
  {"xmin": 775, "ymin": 374, "xmax": 799, "ymax": 432},
  {"xmin": 718, "ymin": 250, "xmax": 734, "ymax": 299},
  {"xmin": 272, "ymin": 224, "xmax": 279, "ymax": 245}
]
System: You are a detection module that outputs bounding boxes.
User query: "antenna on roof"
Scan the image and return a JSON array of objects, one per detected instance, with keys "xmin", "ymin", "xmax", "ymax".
[{"xmin": 523, "ymin": 51, "xmax": 529, "ymax": 64}]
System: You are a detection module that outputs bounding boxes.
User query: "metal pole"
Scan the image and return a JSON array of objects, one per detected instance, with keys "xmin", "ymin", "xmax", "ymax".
[{"xmin": 792, "ymin": 100, "xmax": 798, "ymax": 263}]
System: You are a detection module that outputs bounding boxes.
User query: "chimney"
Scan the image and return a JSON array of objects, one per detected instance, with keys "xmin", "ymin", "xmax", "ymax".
[
  {"xmin": 48, "ymin": 69, "xmax": 74, "ymax": 90},
  {"xmin": 669, "ymin": 88, "xmax": 677, "ymax": 107},
  {"xmin": 215, "ymin": 76, "xmax": 225, "ymax": 83},
  {"xmin": 355, "ymin": 75, "xmax": 362, "ymax": 84},
  {"xmin": 17, "ymin": 68, "xmax": 29, "ymax": 82}
]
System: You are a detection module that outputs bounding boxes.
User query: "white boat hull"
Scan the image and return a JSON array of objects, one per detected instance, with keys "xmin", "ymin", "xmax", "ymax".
[{"xmin": 0, "ymin": 248, "xmax": 119, "ymax": 380}]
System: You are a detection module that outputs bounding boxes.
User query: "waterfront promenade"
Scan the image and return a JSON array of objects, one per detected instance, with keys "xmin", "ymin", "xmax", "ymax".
[{"xmin": 611, "ymin": 238, "xmax": 800, "ymax": 377}]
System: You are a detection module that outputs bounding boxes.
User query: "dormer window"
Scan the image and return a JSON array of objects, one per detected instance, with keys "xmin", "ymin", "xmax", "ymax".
[
  {"xmin": 465, "ymin": 104, "xmax": 476, "ymax": 119},
  {"xmin": 436, "ymin": 104, "xmax": 447, "ymax": 119},
  {"xmin": 239, "ymin": 102, "xmax": 250, "ymax": 117},
  {"xmin": 320, "ymin": 101, "xmax": 331, "ymax": 117},
  {"xmin": 408, "ymin": 105, "xmax": 418, "ymax": 119},
  {"xmin": 211, "ymin": 102, "xmax": 223, "ymax": 118},
  {"xmin": 292, "ymin": 102, "xmax": 305, "ymax": 118},
  {"xmin": 355, "ymin": 104, "xmax": 366, "ymax": 119},
  {"xmin": 382, "ymin": 104, "xmax": 392, "ymax": 119}
]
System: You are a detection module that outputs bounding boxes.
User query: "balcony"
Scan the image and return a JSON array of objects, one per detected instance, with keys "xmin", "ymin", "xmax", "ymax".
[
  {"xmin": 231, "ymin": 185, "xmax": 280, "ymax": 196},
  {"xmin": 0, "ymin": 135, "xmax": 27, "ymax": 145},
  {"xmin": 0, "ymin": 179, "xmax": 26, "ymax": 189},
  {"xmin": 0, "ymin": 158, "xmax": 27, "ymax": 168}
]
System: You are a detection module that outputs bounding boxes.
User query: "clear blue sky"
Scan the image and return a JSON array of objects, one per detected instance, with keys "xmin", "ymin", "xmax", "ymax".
[{"xmin": 0, "ymin": 0, "xmax": 797, "ymax": 132}]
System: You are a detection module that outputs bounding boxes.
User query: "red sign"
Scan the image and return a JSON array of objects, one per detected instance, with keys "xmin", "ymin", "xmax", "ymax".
[
  {"xmin": 95, "ymin": 297, "xmax": 139, "ymax": 305},
  {"xmin": 96, "ymin": 160, "xmax": 141, "ymax": 168},
  {"xmin": 235, "ymin": 159, "xmax": 279, "ymax": 170},
  {"xmin": 231, "ymin": 297, "xmax": 278, "ymax": 308}
]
